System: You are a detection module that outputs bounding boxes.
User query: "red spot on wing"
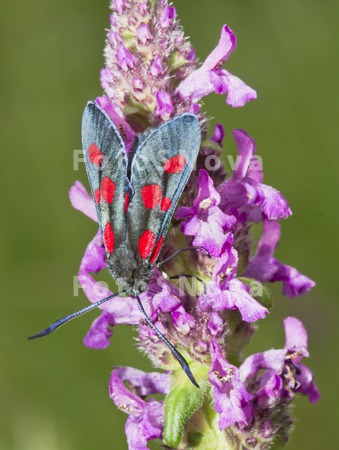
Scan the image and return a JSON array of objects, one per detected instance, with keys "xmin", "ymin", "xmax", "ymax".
[
  {"xmin": 124, "ymin": 193, "xmax": 129, "ymax": 213},
  {"xmin": 88, "ymin": 143, "xmax": 103, "ymax": 166},
  {"xmin": 141, "ymin": 184, "xmax": 162, "ymax": 209},
  {"xmin": 150, "ymin": 235, "xmax": 164, "ymax": 264},
  {"xmin": 160, "ymin": 197, "xmax": 172, "ymax": 211},
  {"xmin": 163, "ymin": 155, "xmax": 186, "ymax": 174},
  {"xmin": 94, "ymin": 189, "xmax": 101, "ymax": 204},
  {"xmin": 139, "ymin": 230, "xmax": 155, "ymax": 259},
  {"xmin": 101, "ymin": 177, "xmax": 116, "ymax": 204},
  {"xmin": 104, "ymin": 222, "xmax": 114, "ymax": 254}
]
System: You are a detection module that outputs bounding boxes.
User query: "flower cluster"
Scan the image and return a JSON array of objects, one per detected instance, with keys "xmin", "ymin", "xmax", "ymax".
[{"xmin": 70, "ymin": 1, "xmax": 318, "ymax": 448}]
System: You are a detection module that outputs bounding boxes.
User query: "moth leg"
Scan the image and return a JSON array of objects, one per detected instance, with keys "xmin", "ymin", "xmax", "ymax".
[
  {"xmin": 164, "ymin": 272, "xmax": 207, "ymax": 293},
  {"xmin": 157, "ymin": 246, "xmax": 211, "ymax": 269}
]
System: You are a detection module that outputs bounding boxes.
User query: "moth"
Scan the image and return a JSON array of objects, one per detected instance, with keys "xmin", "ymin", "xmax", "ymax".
[{"xmin": 28, "ymin": 101, "xmax": 201, "ymax": 387}]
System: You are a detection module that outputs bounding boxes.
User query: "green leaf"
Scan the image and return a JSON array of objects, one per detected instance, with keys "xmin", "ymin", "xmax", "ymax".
[{"xmin": 163, "ymin": 364, "xmax": 209, "ymax": 448}]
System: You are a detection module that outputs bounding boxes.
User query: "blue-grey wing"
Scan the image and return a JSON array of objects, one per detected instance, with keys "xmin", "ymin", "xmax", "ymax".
[
  {"xmin": 127, "ymin": 113, "xmax": 201, "ymax": 263},
  {"xmin": 81, "ymin": 101, "xmax": 128, "ymax": 255}
]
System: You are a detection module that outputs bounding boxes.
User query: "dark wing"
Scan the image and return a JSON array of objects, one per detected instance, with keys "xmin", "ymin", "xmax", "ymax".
[
  {"xmin": 81, "ymin": 101, "xmax": 128, "ymax": 255},
  {"xmin": 127, "ymin": 113, "xmax": 201, "ymax": 264}
]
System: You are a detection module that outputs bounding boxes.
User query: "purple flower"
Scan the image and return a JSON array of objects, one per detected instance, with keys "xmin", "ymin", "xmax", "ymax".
[
  {"xmin": 245, "ymin": 220, "xmax": 315, "ymax": 297},
  {"xmin": 137, "ymin": 23, "xmax": 153, "ymax": 45},
  {"xmin": 178, "ymin": 25, "xmax": 256, "ymax": 107},
  {"xmin": 110, "ymin": 367, "xmax": 169, "ymax": 450},
  {"xmin": 210, "ymin": 123, "xmax": 225, "ymax": 147},
  {"xmin": 160, "ymin": 6, "xmax": 176, "ymax": 28},
  {"xmin": 240, "ymin": 317, "xmax": 320, "ymax": 404},
  {"xmin": 112, "ymin": 0, "xmax": 127, "ymax": 16},
  {"xmin": 217, "ymin": 129, "xmax": 292, "ymax": 221},
  {"xmin": 156, "ymin": 90, "xmax": 174, "ymax": 120},
  {"xmin": 199, "ymin": 244, "xmax": 269, "ymax": 322},
  {"xmin": 209, "ymin": 341, "xmax": 253, "ymax": 429},
  {"xmin": 150, "ymin": 55, "xmax": 164, "ymax": 77},
  {"xmin": 175, "ymin": 169, "xmax": 236, "ymax": 256},
  {"xmin": 116, "ymin": 44, "xmax": 137, "ymax": 71}
]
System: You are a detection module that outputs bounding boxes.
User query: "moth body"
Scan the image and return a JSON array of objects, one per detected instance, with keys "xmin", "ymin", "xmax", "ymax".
[{"xmin": 107, "ymin": 243, "xmax": 154, "ymax": 295}]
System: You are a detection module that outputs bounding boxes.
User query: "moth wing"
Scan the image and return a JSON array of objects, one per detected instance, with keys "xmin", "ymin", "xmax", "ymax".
[
  {"xmin": 127, "ymin": 113, "xmax": 201, "ymax": 263},
  {"xmin": 82, "ymin": 101, "xmax": 128, "ymax": 255}
]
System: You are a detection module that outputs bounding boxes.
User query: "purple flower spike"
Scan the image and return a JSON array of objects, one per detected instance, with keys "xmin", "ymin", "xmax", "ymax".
[
  {"xmin": 69, "ymin": 2, "xmax": 318, "ymax": 447},
  {"xmin": 110, "ymin": 368, "xmax": 166, "ymax": 450},
  {"xmin": 175, "ymin": 170, "xmax": 236, "ymax": 256},
  {"xmin": 178, "ymin": 25, "xmax": 256, "ymax": 107},
  {"xmin": 209, "ymin": 341, "xmax": 253, "ymax": 429},
  {"xmin": 245, "ymin": 220, "xmax": 315, "ymax": 296}
]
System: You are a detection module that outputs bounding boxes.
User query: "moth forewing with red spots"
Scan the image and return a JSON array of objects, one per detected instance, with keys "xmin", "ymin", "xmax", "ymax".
[
  {"xmin": 82, "ymin": 101, "xmax": 201, "ymax": 295},
  {"xmin": 82, "ymin": 102, "xmax": 128, "ymax": 254}
]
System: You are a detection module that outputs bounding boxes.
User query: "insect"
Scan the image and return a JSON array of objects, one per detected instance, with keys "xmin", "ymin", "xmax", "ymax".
[{"xmin": 28, "ymin": 101, "xmax": 202, "ymax": 387}]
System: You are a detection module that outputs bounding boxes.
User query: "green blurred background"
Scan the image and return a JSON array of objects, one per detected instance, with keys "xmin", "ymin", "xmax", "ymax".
[{"xmin": 0, "ymin": 0, "xmax": 337, "ymax": 448}]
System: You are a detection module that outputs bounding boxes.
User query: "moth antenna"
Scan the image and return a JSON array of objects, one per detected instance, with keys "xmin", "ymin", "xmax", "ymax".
[
  {"xmin": 157, "ymin": 246, "xmax": 211, "ymax": 269},
  {"xmin": 27, "ymin": 291, "xmax": 125, "ymax": 340},
  {"xmin": 135, "ymin": 295, "xmax": 199, "ymax": 388}
]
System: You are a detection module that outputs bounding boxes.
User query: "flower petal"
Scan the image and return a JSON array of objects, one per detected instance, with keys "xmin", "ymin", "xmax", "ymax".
[
  {"xmin": 222, "ymin": 279, "xmax": 269, "ymax": 322},
  {"xmin": 177, "ymin": 25, "xmax": 255, "ymax": 106},
  {"xmin": 110, "ymin": 369, "xmax": 164, "ymax": 450},
  {"xmin": 83, "ymin": 311, "xmax": 114, "ymax": 349},
  {"xmin": 239, "ymin": 349, "xmax": 287, "ymax": 385},
  {"xmin": 113, "ymin": 366, "xmax": 170, "ymax": 397},
  {"xmin": 284, "ymin": 316, "xmax": 309, "ymax": 358},
  {"xmin": 296, "ymin": 363, "xmax": 320, "ymax": 403},
  {"xmin": 256, "ymin": 183, "xmax": 292, "ymax": 220},
  {"xmin": 69, "ymin": 181, "xmax": 98, "ymax": 222},
  {"xmin": 231, "ymin": 129, "xmax": 256, "ymax": 181},
  {"xmin": 202, "ymin": 25, "xmax": 236, "ymax": 71},
  {"xmin": 209, "ymin": 341, "xmax": 253, "ymax": 429},
  {"xmin": 219, "ymin": 69, "xmax": 257, "ymax": 107}
]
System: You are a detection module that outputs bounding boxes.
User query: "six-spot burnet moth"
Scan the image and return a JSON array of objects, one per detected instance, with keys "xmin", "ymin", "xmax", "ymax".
[{"xmin": 28, "ymin": 101, "xmax": 202, "ymax": 387}]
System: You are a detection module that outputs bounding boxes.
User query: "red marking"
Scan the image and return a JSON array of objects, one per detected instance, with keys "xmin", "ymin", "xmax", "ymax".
[
  {"xmin": 104, "ymin": 222, "xmax": 114, "ymax": 254},
  {"xmin": 150, "ymin": 235, "xmax": 164, "ymax": 264},
  {"xmin": 101, "ymin": 177, "xmax": 116, "ymax": 204},
  {"xmin": 163, "ymin": 155, "xmax": 186, "ymax": 174},
  {"xmin": 139, "ymin": 230, "xmax": 155, "ymax": 259},
  {"xmin": 124, "ymin": 193, "xmax": 129, "ymax": 214},
  {"xmin": 160, "ymin": 197, "xmax": 172, "ymax": 211},
  {"xmin": 94, "ymin": 189, "xmax": 101, "ymax": 204},
  {"xmin": 88, "ymin": 143, "xmax": 103, "ymax": 166},
  {"xmin": 141, "ymin": 184, "xmax": 162, "ymax": 209}
]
